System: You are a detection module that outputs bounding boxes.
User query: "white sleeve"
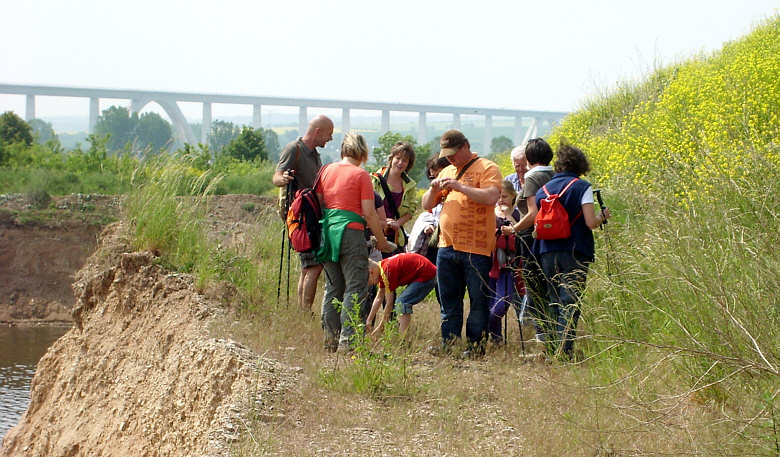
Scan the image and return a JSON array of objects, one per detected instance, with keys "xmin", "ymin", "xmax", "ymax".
[{"xmin": 581, "ymin": 185, "xmax": 594, "ymax": 205}]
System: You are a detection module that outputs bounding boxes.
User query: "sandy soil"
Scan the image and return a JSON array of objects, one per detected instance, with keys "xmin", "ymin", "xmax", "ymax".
[{"xmin": 0, "ymin": 194, "xmax": 299, "ymax": 457}]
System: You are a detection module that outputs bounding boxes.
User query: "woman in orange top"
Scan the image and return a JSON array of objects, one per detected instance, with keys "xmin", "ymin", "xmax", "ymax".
[{"xmin": 315, "ymin": 132, "xmax": 392, "ymax": 352}]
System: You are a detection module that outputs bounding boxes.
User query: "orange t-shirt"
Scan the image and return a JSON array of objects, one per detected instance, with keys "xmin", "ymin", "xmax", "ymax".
[
  {"xmin": 437, "ymin": 155, "xmax": 502, "ymax": 257},
  {"xmin": 316, "ymin": 161, "xmax": 374, "ymax": 230}
]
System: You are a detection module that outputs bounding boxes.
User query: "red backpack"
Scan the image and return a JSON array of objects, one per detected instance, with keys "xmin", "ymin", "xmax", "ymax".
[
  {"xmin": 534, "ymin": 178, "xmax": 582, "ymax": 240},
  {"xmin": 285, "ymin": 166, "xmax": 326, "ymax": 253}
]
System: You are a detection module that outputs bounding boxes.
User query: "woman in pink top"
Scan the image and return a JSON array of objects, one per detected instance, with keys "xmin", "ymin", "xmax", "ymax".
[{"xmin": 315, "ymin": 132, "xmax": 391, "ymax": 352}]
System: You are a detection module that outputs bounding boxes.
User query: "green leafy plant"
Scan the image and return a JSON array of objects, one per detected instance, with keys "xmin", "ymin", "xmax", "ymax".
[{"xmin": 317, "ymin": 294, "xmax": 419, "ymax": 399}]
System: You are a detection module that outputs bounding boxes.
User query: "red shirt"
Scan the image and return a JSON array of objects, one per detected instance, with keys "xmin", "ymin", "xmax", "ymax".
[{"xmin": 378, "ymin": 253, "xmax": 436, "ymax": 292}]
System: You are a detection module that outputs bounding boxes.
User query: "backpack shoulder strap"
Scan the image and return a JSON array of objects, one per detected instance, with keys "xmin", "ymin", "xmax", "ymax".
[
  {"xmin": 311, "ymin": 163, "xmax": 329, "ymax": 192},
  {"xmin": 542, "ymin": 177, "xmax": 579, "ymax": 198},
  {"xmin": 560, "ymin": 178, "xmax": 583, "ymax": 225},
  {"xmin": 383, "ymin": 167, "xmax": 411, "ymax": 185},
  {"xmin": 294, "ymin": 142, "xmax": 302, "ymax": 170}
]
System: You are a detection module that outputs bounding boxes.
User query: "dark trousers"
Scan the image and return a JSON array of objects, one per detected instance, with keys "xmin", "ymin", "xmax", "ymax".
[
  {"xmin": 540, "ymin": 250, "xmax": 591, "ymax": 356},
  {"xmin": 518, "ymin": 233, "xmax": 550, "ymax": 338}
]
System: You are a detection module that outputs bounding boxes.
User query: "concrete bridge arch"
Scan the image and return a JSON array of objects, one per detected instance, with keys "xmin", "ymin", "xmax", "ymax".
[{"xmin": 130, "ymin": 96, "xmax": 198, "ymax": 145}]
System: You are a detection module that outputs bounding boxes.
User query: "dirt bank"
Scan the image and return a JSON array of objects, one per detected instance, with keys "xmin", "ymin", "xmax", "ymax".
[
  {"xmin": 0, "ymin": 194, "xmax": 119, "ymax": 323},
  {"xmin": 0, "ymin": 221, "xmax": 299, "ymax": 457}
]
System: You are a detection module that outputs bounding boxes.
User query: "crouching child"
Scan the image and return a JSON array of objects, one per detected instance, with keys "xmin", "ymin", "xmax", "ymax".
[{"xmin": 366, "ymin": 253, "xmax": 437, "ymax": 336}]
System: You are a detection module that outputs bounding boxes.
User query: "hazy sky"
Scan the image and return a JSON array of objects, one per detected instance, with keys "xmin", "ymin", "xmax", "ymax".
[{"xmin": 0, "ymin": 0, "xmax": 777, "ymax": 120}]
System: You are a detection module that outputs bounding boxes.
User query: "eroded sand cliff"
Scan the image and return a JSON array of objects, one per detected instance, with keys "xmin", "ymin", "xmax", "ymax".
[{"xmin": 1, "ymin": 214, "xmax": 298, "ymax": 457}]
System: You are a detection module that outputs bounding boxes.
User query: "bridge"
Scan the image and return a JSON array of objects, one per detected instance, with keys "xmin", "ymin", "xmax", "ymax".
[{"xmin": 0, "ymin": 83, "xmax": 567, "ymax": 149}]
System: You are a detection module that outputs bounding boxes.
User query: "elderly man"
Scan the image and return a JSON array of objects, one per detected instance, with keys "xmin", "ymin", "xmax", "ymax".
[
  {"xmin": 273, "ymin": 115, "xmax": 334, "ymax": 312},
  {"xmin": 422, "ymin": 129, "xmax": 502, "ymax": 357},
  {"xmin": 505, "ymin": 144, "xmax": 528, "ymax": 194}
]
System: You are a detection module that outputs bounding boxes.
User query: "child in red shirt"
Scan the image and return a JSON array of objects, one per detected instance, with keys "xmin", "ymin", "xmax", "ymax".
[{"xmin": 366, "ymin": 253, "xmax": 437, "ymax": 336}]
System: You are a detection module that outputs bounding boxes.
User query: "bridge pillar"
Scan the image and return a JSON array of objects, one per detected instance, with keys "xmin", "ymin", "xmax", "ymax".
[
  {"xmin": 25, "ymin": 95, "xmax": 35, "ymax": 121},
  {"xmin": 418, "ymin": 112, "xmax": 427, "ymax": 144},
  {"xmin": 252, "ymin": 104, "xmax": 261, "ymax": 130},
  {"xmin": 298, "ymin": 106, "xmax": 307, "ymax": 136},
  {"xmin": 202, "ymin": 103, "xmax": 212, "ymax": 144},
  {"xmin": 484, "ymin": 115, "xmax": 492, "ymax": 154},
  {"xmin": 514, "ymin": 116, "xmax": 523, "ymax": 146},
  {"xmin": 89, "ymin": 97, "xmax": 99, "ymax": 134},
  {"xmin": 341, "ymin": 108, "xmax": 350, "ymax": 133},
  {"xmin": 381, "ymin": 110, "xmax": 390, "ymax": 134},
  {"xmin": 452, "ymin": 113, "xmax": 461, "ymax": 130},
  {"xmin": 379, "ymin": 109, "xmax": 390, "ymax": 136}
]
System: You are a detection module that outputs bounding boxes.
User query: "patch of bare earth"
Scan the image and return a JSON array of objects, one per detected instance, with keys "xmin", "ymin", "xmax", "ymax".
[{"xmin": 0, "ymin": 194, "xmax": 120, "ymax": 323}]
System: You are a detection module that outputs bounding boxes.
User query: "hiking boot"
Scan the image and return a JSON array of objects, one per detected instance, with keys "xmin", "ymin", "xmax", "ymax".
[
  {"xmin": 324, "ymin": 338, "xmax": 338, "ymax": 353},
  {"xmin": 531, "ymin": 353, "xmax": 553, "ymax": 365},
  {"xmin": 337, "ymin": 342, "xmax": 354, "ymax": 354},
  {"xmin": 459, "ymin": 346, "xmax": 485, "ymax": 360},
  {"xmin": 426, "ymin": 344, "xmax": 451, "ymax": 357}
]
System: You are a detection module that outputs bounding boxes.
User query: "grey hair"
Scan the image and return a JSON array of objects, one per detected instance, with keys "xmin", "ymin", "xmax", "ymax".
[{"xmin": 510, "ymin": 144, "xmax": 526, "ymax": 161}]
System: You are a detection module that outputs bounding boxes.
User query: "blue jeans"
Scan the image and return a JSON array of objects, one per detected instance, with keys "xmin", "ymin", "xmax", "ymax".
[
  {"xmin": 395, "ymin": 278, "xmax": 437, "ymax": 314},
  {"xmin": 540, "ymin": 250, "xmax": 591, "ymax": 356},
  {"xmin": 436, "ymin": 247, "xmax": 492, "ymax": 346},
  {"xmin": 322, "ymin": 228, "xmax": 368, "ymax": 347}
]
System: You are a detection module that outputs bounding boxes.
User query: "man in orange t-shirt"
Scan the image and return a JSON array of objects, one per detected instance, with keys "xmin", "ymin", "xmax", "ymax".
[{"xmin": 421, "ymin": 129, "xmax": 501, "ymax": 357}]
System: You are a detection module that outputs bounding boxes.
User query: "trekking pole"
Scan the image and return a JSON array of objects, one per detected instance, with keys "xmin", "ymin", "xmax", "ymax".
[
  {"xmin": 277, "ymin": 225, "xmax": 286, "ymax": 302},
  {"xmin": 517, "ymin": 293, "xmax": 527, "ymax": 355},
  {"xmin": 593, "ymin": 189, "xmax": 615, "ymax": 277},
  {"xmin": 511, "ymin": 257, "xmax": 526, "ymax": 355},
  {"xmin": 285, "ymin": 178, "xmax": 295, "ymax": 306},
  {"xmin": 286, "ymin": 231, "xmax": 292, "ymax": 306},
  {"xmin": 277, "ymin": 178, "xmax": 293, "ymax": 303},
  {"xmin": 503, "ymin": 311, "xmax": 508, "ymax": 347},
  {"xmin": 510, "ymin": 233, "xmax": 526, "ymax": 356},
  {"xmin": 503, "ymin": 234, "xmax": 509, "ymax": 348}
]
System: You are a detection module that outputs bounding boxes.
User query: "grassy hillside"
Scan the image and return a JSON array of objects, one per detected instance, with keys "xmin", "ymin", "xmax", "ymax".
[{"xmin": 542, "ymin": 14, "xmax": 780, "ymax": 453}]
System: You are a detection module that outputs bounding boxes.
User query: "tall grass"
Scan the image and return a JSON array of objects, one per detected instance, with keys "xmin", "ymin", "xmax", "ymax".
[
  {"xmin": 123, "ymin": 155, "xmax": 221, "ymax": 271},
  {"xmin": 123, "ymin": 152, "xmax": 282, "ymax": 302}
]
